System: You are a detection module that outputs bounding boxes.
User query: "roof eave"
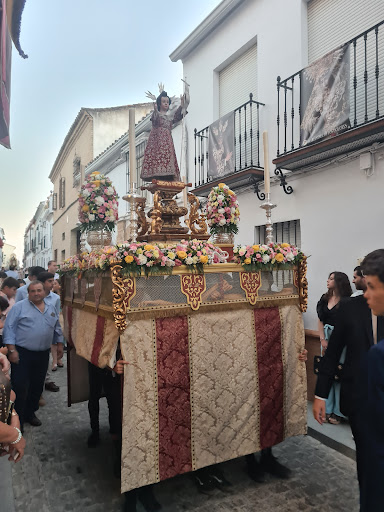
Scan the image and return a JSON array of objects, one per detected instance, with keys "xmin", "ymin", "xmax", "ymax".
[{"xmin": 169, "ymin": 0, "xmax": 245, "ymax": 62}]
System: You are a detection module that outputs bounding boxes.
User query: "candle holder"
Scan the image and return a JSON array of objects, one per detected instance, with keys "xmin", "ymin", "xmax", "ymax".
[
  {"xmin": 123, "ymin": 183, "xmax": 141, "ymax": 243},
  {"xmin": 260, "ymin": 193, "xmax": 277, "ymax": 245}
]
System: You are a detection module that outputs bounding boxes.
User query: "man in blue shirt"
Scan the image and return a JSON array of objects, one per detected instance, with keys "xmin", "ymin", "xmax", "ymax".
[
  {"xmin": 14, "ymin": 266, "xmax": 45, "ymax": 303},
  {"xmin": 4, "ymin": 281, "xmax": 63, "ymax": 429}
]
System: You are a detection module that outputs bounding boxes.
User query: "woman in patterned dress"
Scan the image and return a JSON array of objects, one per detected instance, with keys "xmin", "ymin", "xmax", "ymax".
[{"xmin": 140, "ymin": 90, "xmax": 187, "ymax": 182}]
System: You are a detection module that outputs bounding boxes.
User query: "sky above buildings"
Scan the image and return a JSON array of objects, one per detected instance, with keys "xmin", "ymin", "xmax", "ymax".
[{"xmin": 0, "ymin": 0, "xmax": 221, "ymax": 262}]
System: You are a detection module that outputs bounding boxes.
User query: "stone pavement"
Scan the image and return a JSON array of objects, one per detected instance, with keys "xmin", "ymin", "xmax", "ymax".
[{"xmin": 10, "ymin": 355, "xmax": 359, "ymax": 512}]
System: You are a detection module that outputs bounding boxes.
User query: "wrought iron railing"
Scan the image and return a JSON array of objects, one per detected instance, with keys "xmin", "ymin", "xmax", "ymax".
[
  {"xmin": 194, "ymin": 94, "xmax": 264, "ymax": 187},
  {"xmin": 276, "ymin": 20, "xmax": 384, "ymax": 157}
]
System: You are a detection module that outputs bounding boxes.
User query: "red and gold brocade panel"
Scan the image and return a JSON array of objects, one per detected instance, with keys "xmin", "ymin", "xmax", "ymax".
[
  {"xmin": 120, "ymin": 304, "xmax": 306, "ymax": 493},
  {"xmin": 62, "ymin": 305, "xmax": 119, "ymax": 368},
  {"xmin": 156, "ymin": 317, "xmax": 192, "ymax": 479}
]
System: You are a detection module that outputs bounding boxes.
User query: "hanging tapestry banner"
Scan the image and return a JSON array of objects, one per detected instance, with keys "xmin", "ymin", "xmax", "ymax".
[
  {"xmin": 300, "ymin": 43, "xmax": 350, "ymax": 147},
  {"xmin": 208, "ymin": 111, "xmax": 235, "ymax": 178},
  {"xmin": 0, "ymin": 0, "xmax": 12, "ymax": 149}
]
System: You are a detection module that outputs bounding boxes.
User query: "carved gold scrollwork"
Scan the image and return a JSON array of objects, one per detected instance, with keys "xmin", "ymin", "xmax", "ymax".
[
  {"xmin": 239, "ymin": 271, "xmax": 261, "ymax": 306},
  {"xmin": 185, "ymin": 193, "xmax": 208, "ymax": 235},
  {"xmin": 298, "ymin": 256, "xmax": 308, "ymax": 313},
  {"xmin": 136, "ymin": 198, "xmax": 149, "ymax": 236},
  {"xmin": 150, "ymin": 191, "xmax": 163, "ymax": 234},
  {"xmin": 111, "ymin": 265, "xmax": 137, "ymax": 333},
  {"xmin": 180, "ymin": 274, "xmax": 206, "ymax": 311}
]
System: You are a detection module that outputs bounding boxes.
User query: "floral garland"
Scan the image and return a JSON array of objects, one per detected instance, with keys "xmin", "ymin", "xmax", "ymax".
[
  {"xmin": 60, "ymin": 240, "xmax": 227, "ymax": 277},
  {"xmin": 78, "ymin": 171, "xmax": 119, "ymax": 232},
  {"xmin": 207, "ymin": 183, "xmax": 240, "ymax": 234},
  {"xmin": 233, "ymin": 243, "xmax": 303, "ymax": 270}
]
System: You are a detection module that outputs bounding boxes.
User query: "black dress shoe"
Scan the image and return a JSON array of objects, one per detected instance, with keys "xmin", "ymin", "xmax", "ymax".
[
  {"xmin": 45, "ymin": 381, "xmax": 60, "ymax": 392},
  {"xmin": 208, "ymin": 466, "xmax": 233, "ymax": 491},
  {"xmin": 87, "ymin": 431, "xmax": 100, "ymax": 448},
  {"xmin": 245, "ymin": 454, "xmax": 266, "ymax": 483},
  {"xmin": 193, "ymin": 468, "xmax": 216, "ymax": 493},
  {"xmin": 260, "ymin": 449, "xmax": 291, "ymax": 479},
  {"xmin": 138, "ymin": 485, "xmax": 162, "ymax": 511},
  {"xmin": 27, "ymin": 415, "xmax": 42, "ymax": 427}
]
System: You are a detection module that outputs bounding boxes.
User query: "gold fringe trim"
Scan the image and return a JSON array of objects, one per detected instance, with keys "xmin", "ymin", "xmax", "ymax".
[{"xmin": 125, "ymin": 298, "xmax": 299, "ymax": 322}]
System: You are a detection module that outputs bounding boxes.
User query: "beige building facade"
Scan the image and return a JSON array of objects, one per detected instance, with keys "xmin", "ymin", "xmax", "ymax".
[{"xmin": 49, "ymin": 104, "xmax": 152, "ymax": 263}]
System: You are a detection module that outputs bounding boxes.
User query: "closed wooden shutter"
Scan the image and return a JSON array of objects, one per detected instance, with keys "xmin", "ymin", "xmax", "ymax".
[
  {"xmin": 219, "ymin": 44, "xmax": 257, "ymax": 117},
  {"xmin": 308, "ymin": 0, "xmax": 384, "ymax": 125}
]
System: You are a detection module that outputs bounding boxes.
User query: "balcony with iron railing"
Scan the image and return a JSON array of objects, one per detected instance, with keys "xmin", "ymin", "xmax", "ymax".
[
  {"xmin": 192, "ymin": 94, "xmax": 265, "ymax": 197},
  {"xmin": 273, "ymin": 20, "xmax": 384, "ymax": 172}
]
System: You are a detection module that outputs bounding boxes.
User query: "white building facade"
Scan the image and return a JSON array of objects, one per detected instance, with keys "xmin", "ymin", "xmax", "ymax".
[
  {"xmin": 169, "ymin": 0, "xmax": 384, "ymax": 330},
  {"xmin": 23, "ymin": 194, "xmax": 54, "ymax": 270}
]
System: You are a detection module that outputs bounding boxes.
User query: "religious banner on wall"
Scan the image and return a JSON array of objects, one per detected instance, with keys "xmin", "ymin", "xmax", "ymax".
[
  {"xmin": 208, "ymin": 111, "xmax": 235, "ymax": 178},
  {"xmin": 300, "ymin": 43, "xmax": 350, "ymax": 147},
  {"xmin": 0, "ymin": 0, "xmax": 12, "ymax": 148}
]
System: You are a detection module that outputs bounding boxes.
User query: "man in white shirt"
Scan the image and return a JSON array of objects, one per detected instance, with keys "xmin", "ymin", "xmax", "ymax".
[{"xmin": 47, "ymin": 260, "xmax": 59, "ymax": 281}]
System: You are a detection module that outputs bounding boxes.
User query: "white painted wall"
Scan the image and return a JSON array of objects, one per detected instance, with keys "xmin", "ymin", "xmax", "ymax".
[
  {"xmin": 181, "ymin": 0, "xmax": 308, "ymax": 182},
  {"xmin": 92, "ymin": 105, "xmax": 152, "ymax": 158}
]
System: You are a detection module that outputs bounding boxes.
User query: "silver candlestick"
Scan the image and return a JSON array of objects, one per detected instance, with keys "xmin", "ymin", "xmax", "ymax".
[
  {"xmin": 260, "ymin": 193, "xmax": 277, "ymax": 245},
  {"xmin": 123, "ymin": 183, "xmax": 141, "ymax": 243}
]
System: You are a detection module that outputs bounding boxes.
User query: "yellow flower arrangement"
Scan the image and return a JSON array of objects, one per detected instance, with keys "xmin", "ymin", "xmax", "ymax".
[{"xmin": 177, "ymin": 251, "xmax": 187, "ymax": 260}]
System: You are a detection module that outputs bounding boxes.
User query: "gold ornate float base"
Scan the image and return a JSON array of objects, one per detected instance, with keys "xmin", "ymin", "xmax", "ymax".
[{"xmin": 138, "ymin": 180, "xmax": 210, "ymax": 243}]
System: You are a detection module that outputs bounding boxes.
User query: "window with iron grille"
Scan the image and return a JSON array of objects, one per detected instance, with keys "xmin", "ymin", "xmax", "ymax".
[
  {"xmin": 59, "ymin": 177, "xmax": 66, "ymax": 209},
  {"xmin": 254, "ymin": 219, "xmax": 301, "ymax": 248},
  {"xmin": 73, "ymin": 156, "xmax": 81, "ymax": 187}
]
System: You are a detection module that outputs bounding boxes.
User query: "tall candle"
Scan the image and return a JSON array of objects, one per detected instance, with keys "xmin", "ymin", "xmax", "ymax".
[
  {"xmin": 262, "ymin": 131, "xmax": 270, "ymax": 195},
  {"xmin": 129, "ymin": 107, "xmax": 136, "ymax": 188},
  {"xmin": 182, "ymin": 174, "xmax": 188, "ymax": 208}
]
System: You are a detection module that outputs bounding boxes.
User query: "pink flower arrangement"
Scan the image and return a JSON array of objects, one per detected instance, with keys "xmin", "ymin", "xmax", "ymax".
[
  {"xmin": 59, "ymin": 240, "xmax": 227, "ymax": 277},
  {"xmin": 207, "ymin": 183, "xmax": 240, "ymax": 235},
  {"xmin": 78, "ymin": 172, "xmax": 119, "ymax": 232},
  {"xmin": 233, "ymin": 243, "xmax": 303, "ymax": 269}
]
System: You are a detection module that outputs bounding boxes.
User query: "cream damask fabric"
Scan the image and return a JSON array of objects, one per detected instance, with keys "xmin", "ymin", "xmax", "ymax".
[
  {"xmin": 279, "ymin": 305, "xmax": 307, "ymax": 438},
  {"xmin": 71, "ymin": 309, "xmax": 98, "ymax": 361},
  {"xmin": 120, "ymin": 318, "xmax": 159, "ymax": 493},
  {"xmin": 189, "ymin": 309, "xmax": 261, "ymax": 469},
  {"xmin": 97, "ymin": 319, "xmax": 120, "ymax": 368}
]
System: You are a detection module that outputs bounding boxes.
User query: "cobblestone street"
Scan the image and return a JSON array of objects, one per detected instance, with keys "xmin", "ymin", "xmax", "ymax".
[{"xmin": 7, "ymin": 354, "xmax": 360, "ymax": 512}]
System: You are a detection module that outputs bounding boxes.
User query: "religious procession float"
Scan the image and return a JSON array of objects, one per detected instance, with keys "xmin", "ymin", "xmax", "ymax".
[{"xmin": 60, "ymin": 84, "xmax": 308, "ymax": 494}]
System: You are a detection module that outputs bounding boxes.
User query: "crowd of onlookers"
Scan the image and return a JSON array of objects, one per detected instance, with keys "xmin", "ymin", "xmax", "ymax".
[
  {"xmin": 313, "ymin": 249, "xmax": 384, "ymax": 511},
  {"xmin": 0, "ymin": 261, "xmax": 64, "ymax": 464}
]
